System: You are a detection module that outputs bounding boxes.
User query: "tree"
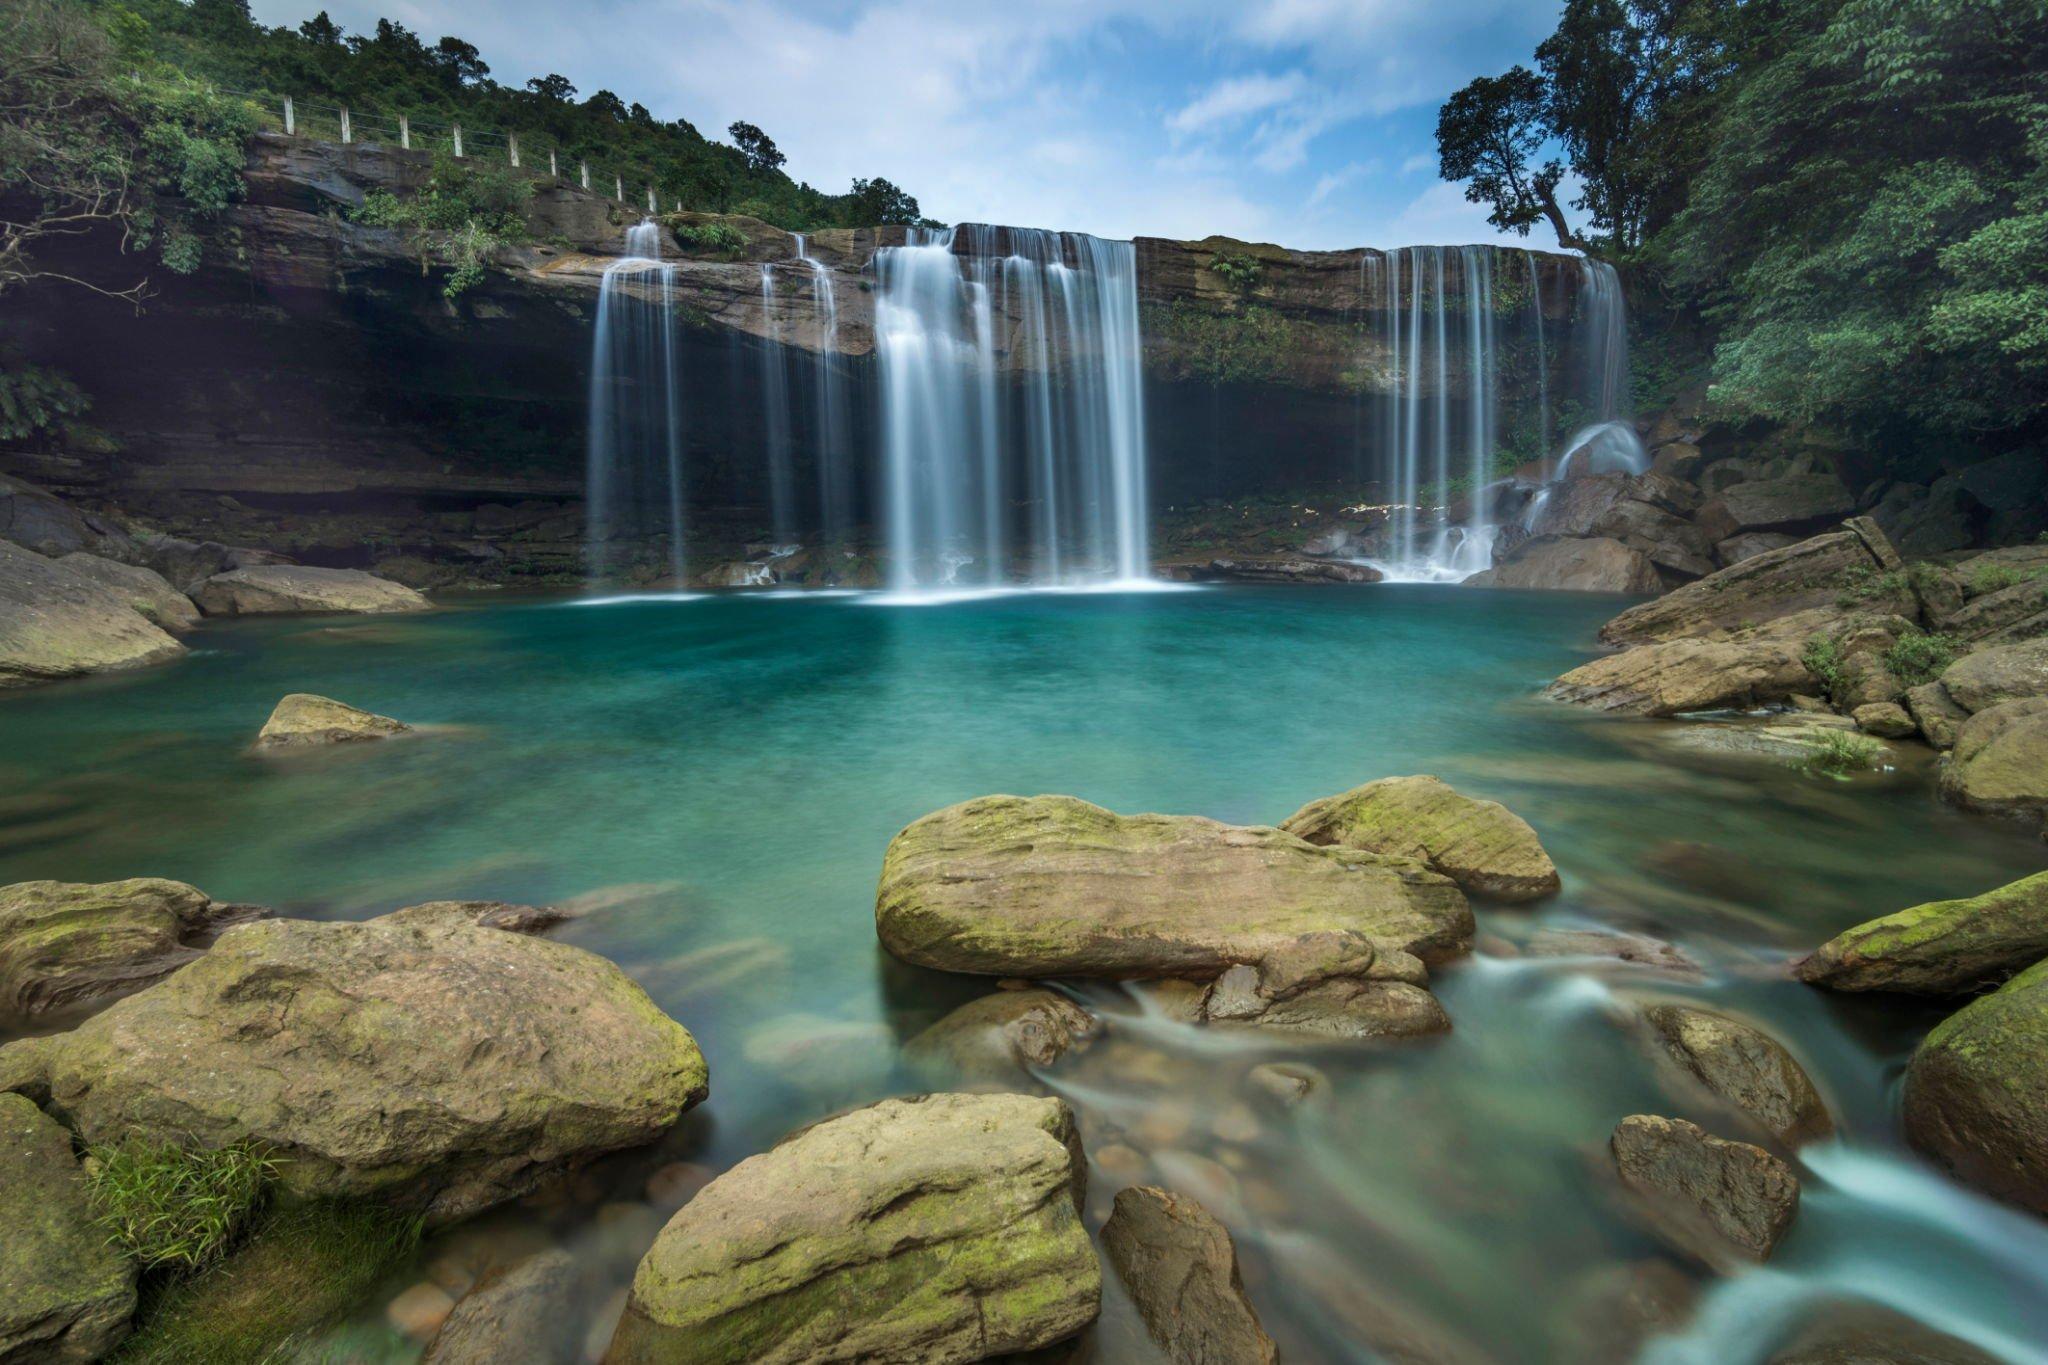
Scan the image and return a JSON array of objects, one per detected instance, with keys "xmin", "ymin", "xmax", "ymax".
[
  {"xmin": 583, "ymin": 89, "xmax": 627, "ymax": 122},
  {"xmin": 728, "ymin": 120, "xmax": 784, "ymax": 175},
  {"xmin": 1436, "ymin": 66, "xmax": 1584, "ymax": 250},
  {"xmin": 431, "ymin": 36, "xmax": 489, "ymax": 87},
  {"xmin": 298, "ymin": 11, "xmax": 342, "ymax": 45},
  {"xmin": 845, "ymin": 176, "xmax": 921, "ymax": 226},
  {"xmin": 525, "ymin": 72, "xmax": 575, "ymax": 102}
]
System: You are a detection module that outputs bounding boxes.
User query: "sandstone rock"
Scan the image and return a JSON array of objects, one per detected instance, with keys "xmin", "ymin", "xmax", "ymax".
[
  {"xmin": 1101, "ymin": 1186, "xmax": 1276, "ymax": 1365},
  {"xmin": 1713, "ymin": 473, "xmax": 1856, "ymax": 532},
  {"xmin": 0, "ymin": 1092, "xmax": 137, "ymax": 1363},
  {"xmin": 0, "ymin": 473, "xmax": 135, "ymax": 561},
  {"xmin": 1797, "ymin": 871, "xmax": 2048, "ymax": 997},
  {"xmin": 1280, "ymin": 775, "xmax": 1560, "ymax": 902},
  {"xmin": 878, "ymin": 796, "xmax": 1472, "ymax": 977},
  {"xmin": 1517, "ymin": 473, "xmax": 1713, "ymax": 578},
  {"xmin": 54, "ymin": 553, "xmax": 201, "ymax": 632},
  {"xmin": 1639, "ymin": 1004, "xmax": 1834, "ymax": 1146},
  {"xmin": 1903, "ymin": 957, "xmax": 2048, "ymax": 1214},
  {"xmin": 1851, "ymin": 702, "xmax": 1915, "ymax": 738},
  {"xmin": 425, "ymin": 1248, "xmax": 588, "ymax": 1365},
  {"xmin": 1545, "ymin": 629, "xmax": 1815, "ymax": 717},
  {"xmin": 605, "ymin": 1094, "xmax": 1099, "ymax": 1363},
  {"xmin": 0, "ymin": 909, "xmax": 706, "ymax": 1225},
  {"xmin": 1172, "ymin": 557, "xmax": 1384, "ymax": 585},
  {"xmin": 1827, "ymin": 617, "xmax": 1913, "ymax": 710},
  {"xmin": 1597, "ymin": 522, "xmax": 1903, "ymax": 647},
  {"xmin": 255, "ymin": 692, "xmax": 413, "ymax": 749},
  {"xmin": 1715, "ymin": 532, "xmax": 1799, "ymax": 567},
  {"xmin": 0, "ymin": 877, "xmax": 267, "ymax": 1022},
  {"xmin": 190, "ymin": 564, "xmax": 431, "ymax": 617},
  {"xmin": 905, "ymin": 989, "xmax": 1097, "ymax": 1088},
  {"xmin": 1611, "ymin": 1115, "xmax": 1800, "ymax": 1266},
  {"xmin": 1904, "ymin": 682, "xmax": 1969, "ymax": 750},
  {"xmin": 1939, "ymin": 639, "xmax": 2048, "ymax": 714},
  {"xmin": 0, "ymin": 540, "xmax": 186, "ymax": 688},
  {"xmin": 1938, "ymin": 697, "xmax": 2048, "ymax": 822},
  {"xmin": 1465, "ymin": 536, "xmax": 1664, "ymax": 593},
  {"xmin": 1871, "ymin": 478, "xmax": 1980, "ymax": 559},
  {"xmin": 1947, "ymin": 577, "xmax": 2048, "ymax": 645}
]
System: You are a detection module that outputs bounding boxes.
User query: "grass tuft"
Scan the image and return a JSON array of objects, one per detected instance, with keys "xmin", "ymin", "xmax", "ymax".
[
  {"xmin": 1801, "ymin": 729, "xmax": 1887, "ymax": 777},
  {"xmin": 1800, "ymin": 636, "xmax": 1846, "ymax": 696},
  {"xmin": 87, "ymin": 1142, "xmax": 277, "ymax": 1272},
  {"xmin": 1883, "ymin": 631, "xmax": 1958, "ymax": 688}
]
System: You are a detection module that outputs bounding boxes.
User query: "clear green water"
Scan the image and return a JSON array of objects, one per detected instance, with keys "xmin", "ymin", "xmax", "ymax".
[{"xmin": 3, "ymin": 585, "xmax": 2045, "ymax": 1362}]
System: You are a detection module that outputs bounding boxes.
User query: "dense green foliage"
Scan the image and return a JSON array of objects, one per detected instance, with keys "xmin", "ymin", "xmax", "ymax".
[
  {"xmin": 353, "ymin": 155, "xmax": 530, "ymax": 296},
  {"xmin": 0, "ymin": 356, "xmax": 91, "ymax": 439},
  {"xmin": 1148, "ymin": 300, "xmax": 1296, "ymax": 385},
  {"xmin": 86, "ymin": 1141, "xmax": 277, "ymax": 1271},
  {"xmin": 1441, "ymin": 0, "xmax": 2048, "ymax": 451},
  {"xmin": 101, "ymin": 0, "xmax": 928, "ymax": 232}
]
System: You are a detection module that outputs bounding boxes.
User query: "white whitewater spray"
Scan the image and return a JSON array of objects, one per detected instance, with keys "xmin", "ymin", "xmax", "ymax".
[
  {"xmin": 874, "ymin": 225, "xmax": 1148, "ymax": 592},
  {"xmin": 585, "ymin": 221, "xmax": 686, "ymax": 584},
  {"xmin": 795, "ymin": 235, "xmax": 854, "ymax": 546}
]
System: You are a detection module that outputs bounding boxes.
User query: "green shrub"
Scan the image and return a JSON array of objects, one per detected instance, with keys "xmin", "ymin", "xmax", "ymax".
[
  {"xmin": 86, "ymin": 1142, "xmax": 276, "ymax": 1272},
  {"xmin": 1883, "ymin": 631, "xmax": 1959, "ymax": 688},
  {"xmin": 673, "ymin": 222, "xmax": 745, "ymax": 258},
  {"xmin": 0, "ymin": 360, "xmax": 91, "ymax": 440},
  {"xmin": 353, "ymin": 156, "xmax": 532, "ymax": 297},
  {"xmin": 1800, "ymin": 636, "xmax": 1846, "ymax": 695},
  {"xmin": 1207, "ymin": 251, "xmax": 1263, "ymax": 295},
  {"xmin": 1966, "ymin": 562, "xmax": 2036, "ymax": 596},
  {"xmin": 1149, "ymin": 301, "xmax": 1295, "ymax": 386},
  {"xmin": 1802, "ymin": 729, "xmax": 1886, "ymax": 777}
]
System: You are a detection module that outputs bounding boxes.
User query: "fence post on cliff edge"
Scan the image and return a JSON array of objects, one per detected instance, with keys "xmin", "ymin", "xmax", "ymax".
[
  {"xmin": 399, "ymin": 115, "xmax": 410, "ymax": 150},
  {"xmin": 453, "ymin": 125, "xmax": 464, "ymax": 158},
  {"xmin": 508, "ymin": 133, "xmax": 520, "ymax": 168},
  {"xmin": 580, "ymin": 162, "xmax": 590, "ymax": 190},
  {"xmin": 646, "ymin": 186, "xmax": 656, "ymax": 213},
  {"xmin": 282, "ymin": 96, "xmax": 294, "ymax": 136},
  {"xmin": 339, "ymin": 108, "xmax": 351, "ymax": 143},
  {"xmin": 615, "ymin": 175, "xmax": 623, "ymax": 202},
  {"xmin": 549, "ymin": 149, "xmax": 558, "ymax": 178}
]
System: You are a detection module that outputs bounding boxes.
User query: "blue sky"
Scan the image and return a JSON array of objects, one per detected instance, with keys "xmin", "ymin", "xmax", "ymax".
[{"xmin": 249, "ymin": 0, "xmax": 1567, "ymax": 250}]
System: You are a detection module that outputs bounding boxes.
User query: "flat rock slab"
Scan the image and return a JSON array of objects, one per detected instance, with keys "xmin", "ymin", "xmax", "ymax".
[
  {"xmin": 1596, "ymin": 522, "xmax": 1901, "ymax": 647},
  {"xmin": 191, "ymin": 564, "xmax": 431, "ymax": 617},
  {"xmin": 877, "ymin": 795, "xmax": 1473, "ymax": 979},
  {"xmin": 1611, "ymin": 1114, "xmax": 1800, "ymax": 1267},
  {"xmin": 1281, "ymin": 774, "xmax": 1560, "ymax": 902},
  {"xmin": 0, "ymin": 540, "xmax": 185, "ymax": 689},
  {"xmin": 606, "ymin": 1093, "xmax": 1100, "ymax": 1364},
  {"xmin": 1640, "ymin": 1004, "xmax": 1833, "ymax": 1146},
  {"xmin": 1797, "ymin": 870, "xmax": 2048, "ymax": 996},
  {"xmin": 0, "ymin": 1092, "xmax": 137, "ymax": 1363},
  {"xmin": 0, "ymin": 909, "xmax": 706, "ymax": 1225},
  {"xmin": 1904, "ymin": 958, "xmax": 2048, "ymax": 1215},
  {"xmin": 1102, "ymin": 1186, "xmax": 1276, "ymax": 1365},
  {"xmin": 0, "ymin": 877, "xmax": 266, "ymax": 1023},
  {"xmin": 255, "ymin": 692, "xmax": 413, "ymax": 749},
  {"xmin": 1545, "ymin": 627, "xmax": 1817, "ymax": 716}
]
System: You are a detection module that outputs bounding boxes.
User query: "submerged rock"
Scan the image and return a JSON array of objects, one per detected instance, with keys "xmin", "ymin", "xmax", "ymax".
[
  {"xmin": 254, "ymin": 692, "xmax": 414, "ymax": 750},
  {"xmin": 1526, "ymin": 928, "xmax": 1702, "ymax": 976},
  {"xmin": 1797, "ymin": 871, "xmax": 2048, "ymax": 996},
  {"xmin": 0, "ymin": 908, "xmax": 706, "ymax": 1224},
  {"xmin": 190, "ymin": 564, "xmax": 431, "ymax": 617},
  {"xmin": 1903, "ymin": 958, "xmax": 2048, "ymax": 1215},
  {"xmin": 0, "ymin": 539, "xmax": 186, "ymax": 689},
  {"xmin": 1280, "ymin": 774, "xmax": 1560, "ymax": 902},
  {"xmin": 1639, "ymin": 1004, "xmax": 1834, "ymax": 1146},
  {"xmin": 0, "ymin": 877, "xmax": 267, "ymax": 1022},
  {"xmin": 55, "ymin": 553, "xmax": 201, "ymax": 632},
  {"xmin": 1101, "ymin": 1185, "xmax": 1276, "ymax": 1365},
  {"xmin": 424, "ymin": 1248, "xmax": 589, "ymax": 1365},
  {"xmin": 1938, "ymin": 696, "xmax": 2048, "ymax": 823},
  {"xmin": 1465, "ymin": 536, "xmax": 1665, "ymax": 593},
  {"xmin": 1610, "ymin": 1114, "xmax": 1800, "ymax": 1266},
  {"xmin": 0, "ymin": 1092, "xmax": 137, "ymax": 1363},
  {"xmin": 606, "ymin": 1093, "xmax": 1099, "ymax": 1364},
  {"xmin": 905, "ymin": 988, "xmax": 1098, "ymax": 1088},
  {"xmin": 1766, "ymin": 1303, "xmax": 2002, "ymax": 1365},
  {"xmin": 876, "ymin": 795, "xmax": 1471, "ymax": 1039}
]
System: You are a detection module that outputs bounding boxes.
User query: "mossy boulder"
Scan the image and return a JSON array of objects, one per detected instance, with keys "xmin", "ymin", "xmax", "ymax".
[
  {"xmin": 1280, "ymin": 774, "xmax": 1560, "ymax": 902},
  {"xmin": 1938, "ymin": 696, "xmax": 2048, "ymax": 823},
  {"xmin": 1797, "ymin": 871, "xmax": 2048, "ymax": 996},
  {"xmin": 876, "ymin": 795, "xmax": 1471, "ymax": 1038},
  {"xmin": 0, "ymin": 539, "xmax": 186, "ymax": 689},
  {"xmin": 1903, "ymin": 958, "xmax": 2048, "ymax": 1214},
  {"xmin": 55, "ymin": 553, "xmax": 201, "ymax": 632},
  {"xmin": 1940, "ymin": 638, "xmax": 2048, "ymax": 714},
  {"xmin": 190, "ymin": 565, "xmax": 431, "ymax": 617},
  {"xmin": 0, "ymin": 877, "xmax": 266, "ymax": 1023},
  {"xmin": 0, "ymin": 1092, "xmax": 137, "ymax": 1363},
  {"xmin": 1102, "ymin": 1185, "xmax": 1276, "ymax": 1365},
  {"xmin": 0, "ymin": 908, "xmax": 706, "ymax": 1225},
  {"xmin": 1639, "ymin": 1004, "xmax": 1833, "ymax": 1146},
  {"xmin": 255, "ymin": 693, "xmax": 413, "ymax": 750},
  {"xmin": 605, "ymin": 1093, "xmax": 1099, "ymax": 1364},
  {"xmin": 1610, "ymin": 1114, "xmax": 1800, "ymax": 1267}
]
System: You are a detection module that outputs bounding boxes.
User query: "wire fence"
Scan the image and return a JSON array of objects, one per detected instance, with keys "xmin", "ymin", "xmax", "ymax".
[{"xmin": 221, "ymin": 87, "xmax": 694, "ymax": 215}]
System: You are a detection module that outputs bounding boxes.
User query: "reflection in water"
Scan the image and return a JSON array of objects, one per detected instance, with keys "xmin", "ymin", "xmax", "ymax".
[{"xmin": 1, "ymin": 587, "xmax": 2044, "ymax": 1360}]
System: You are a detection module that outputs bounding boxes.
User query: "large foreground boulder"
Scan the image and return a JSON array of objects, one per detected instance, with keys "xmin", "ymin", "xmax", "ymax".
[
  {"xmin": 1939, "ymin": 639, "xmax": 2048, "ymax": 714},
  {"xmin": 190, "ymin": 565, "xmax": 431, "ymax": 617},
  {"xmin": 0, "ymin": 907, "xmax": 706, "ymax": 1224},
  {"xmin": 1796, "ymin": 871, "xmax": 2048, "ymax": 996},
  {"xmin": 1639, "ymin": 1004, "xmax": 1833, "ymax": 1146},
  {"xmin": 255, "ymin": 693, "xmax": 413, "ymax": 750},
  {"xmin": 0, "ymin": 1093, "xmax": 137, "ymax": 1362},
  {"xmin": 606, "ymin": 1094, "xmax": 1099, "ymax": 1364},
  {"xmin": 876, "ymin": 795, "xmax": 1472, "ymax": 1038},
  {"xmin": 1465, "ymin": 536, "xmax": 1664, "ymax": 593},
  {"xmin": 0, "ymin": 877, "xmax": 266, "ymax": 1022},
  {"xmin": 1938, "ymin": 697, "xmax": 2048, "ymax": 823},
  {"xmin": 0, "ymin": 540, "xmax": 185, "ymax": 688},
  {"xmin": 1903, "ymin": 959, "xmax": 2048, "ymax": 1214},
  {"xmin": 1610, "ymin": 1114, "xmax": 1800, "ymax": 1266},
  {"xmin": 1280, "ymin": 775, "xmax": 1559, "ymax": 902},
  {"xmin": 1102, "ymin": 1186, "xmax": 1276, "ymax": 1365},
  {"xmin": 55, "ymin": 553, "xmax": 201, "ymax": 632}
]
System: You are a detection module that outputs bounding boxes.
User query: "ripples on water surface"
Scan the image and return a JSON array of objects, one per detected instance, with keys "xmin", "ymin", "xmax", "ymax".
[{"xmin": 2, "ymin": 585, "xmax": 2044, "ymax": 1362}]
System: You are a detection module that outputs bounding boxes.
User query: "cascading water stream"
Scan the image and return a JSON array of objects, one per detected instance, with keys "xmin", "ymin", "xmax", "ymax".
[
  {"xmin": 874, "ymin": 226, "xmax": 1149, "ymax": 594},
  {"xmin": 757, "ymin": 263, "xmax": 798, "ymax": 549},
  {"xmin": 796, "ymin": 235, "xmax": 854, "ymax": 548},
  {"xmin": 585, "ymin": 221, "xmax": 686, "ymax": 586}
]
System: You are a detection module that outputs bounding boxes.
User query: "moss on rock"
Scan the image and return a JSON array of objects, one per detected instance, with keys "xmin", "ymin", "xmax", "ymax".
[
  {"xmin": 1903, "ymin": 957, "xmax": 2048, "ymax": 1215},
  {"xmin": 1797, "ymin": 870, "xmax": 2048, "ymax": 996},
  {"xmin": 1280, "ymin": 775, "xmax": 1560, "ymax": 902}
]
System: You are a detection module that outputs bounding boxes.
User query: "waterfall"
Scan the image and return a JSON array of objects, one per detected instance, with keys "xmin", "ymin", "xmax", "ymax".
[
  {"xmin": 796, "ymin": 235, "xmax": 854, "ymax": 547},
  {"xmin": 758, "ymin": 264, "xmax": 798, "ymax": 548},
  {"xmin": 585, "ymin": 221, "xmax": 686, "ymax": 585},
  {"xmin": 874, "ymin": 225, "xmax": 1149, "ymax": 593}
]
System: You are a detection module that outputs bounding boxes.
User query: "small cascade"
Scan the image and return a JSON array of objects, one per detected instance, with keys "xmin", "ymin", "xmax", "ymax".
[
  {"xmin": 757, "ymin": 263, "xmax": 798, "ymax": 546},
  {"xmin": 874, "ymin": 225, "xmax": 1149, "ymax": 593},
  {"xmin": 585, "ymin": 220, "xmax": 686, "ymax": 585},
  {"xmin": 796, "ymin": 235, "xmax": 854, "ymax": 546}
]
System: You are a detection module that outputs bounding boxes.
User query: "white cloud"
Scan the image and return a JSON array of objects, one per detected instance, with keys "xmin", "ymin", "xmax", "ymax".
[
  {"xmin": 1166, "ymin": 71, "xmax": 1309, "ymax": 136},
  {"xmin": 1401, "ymin": 152, "xmax": 1437, "ymax": 175}
]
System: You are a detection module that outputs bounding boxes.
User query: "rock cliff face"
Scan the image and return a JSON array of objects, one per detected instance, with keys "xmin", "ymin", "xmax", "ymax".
[{"xmin": 1, "ymin": 134, "xmax": 1594, "ymax": 582}]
